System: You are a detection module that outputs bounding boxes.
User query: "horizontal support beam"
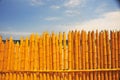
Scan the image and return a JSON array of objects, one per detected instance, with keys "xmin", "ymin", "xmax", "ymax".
[{"xmin": 0, "ymin": 68, "xmax": 120, "ymax": 73}]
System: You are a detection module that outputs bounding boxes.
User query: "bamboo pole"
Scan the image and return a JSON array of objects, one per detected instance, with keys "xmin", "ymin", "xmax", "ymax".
[
  {"xmin": 0, "ymin": 36, "xmax": 3, "ymax": 80},
  {"xmin": 106, "ymin": 31, "xmax": 112, "ymax": 80},
  {"xmin": 85, "ymin": 31, "xmax": 89, "ymax": 80},
  {"xmin": 46, "ymin": 33, "xmax": 50, "ymax": 80},
  {"xmin": 88, "ymin": 31, "xmax": 93, "ymax": 80},
  {"xmin": 68, "ymin": 31, "xmax": 72, "ymax": 80},
  {"xmin": 9, "ymin": 37, "xmax": 13, "ymax": 80},
  {"xmin": 71, "ymin": 31, "xmax": 75, "ymax": 79},
  {"xmin": 63, "ymin": 32, "xmax": 68, "ymax": 80},
  {"xmin": 75, "ymin": 31, "xmax": 79, "ymax": 80},
  {"xmin": 49, "ymin": 36, "xmax": 53, "ymax": 80},
  {"xmin": 52, "ymin": 32, "xmax": 57, "ymax": 80},
  {"xmin": 103, "ymin": 31, "xmax": 108, "ymax": 80},
  {"xmin": 100, "ymin": 31, "xmax": 104, "ymax": 80},
  {"xmin": 81, "ymin": 30, "xmax": 86, "ymax": 80},
  {"xmin": 78, "ymin": 31, "xmax": 82, "ymax": 80},
  {"xmin": 0, "ymin": 36, "xmax": 1, "ymax": 80},
  {"xmin": 111, "ymin": 31, "xmax": 116, "ymax": 80},
  {"xmin": 115, "ymin": 31, "xmax": 119, "ymax": 80},
  {"xmin": 96, "ymin": 30, "xmax": 101, "ymax": 80},
  {"xmin": 59, "ymin": 32, "xmax": 63, "ymax": 80},
  {"xmin": 55, "ymin": 34, "xmax": 60, "ymax": 80},
  {"xmin": 43, "ymin": 32, "xmax": 47, "ymax": 80},
  {"xmin": 34, "ymin": 33, "xmax": 39, "ymax": 80},
  {"xmin": 0, "ymin": 40, "xmax": 4, "ymax": 80},
  {"xmin": 92, "ymin": 31, "xmax": 97, "ymax": 80},
  {"xmin": 24, "ymin": 37, "xmax": 29, "ymax": 80},
  {"xmin": 30, "ymin": 34, "xmax": 35, "ymax": 80},
  {"xmin": 39, "ymin": 36, "xmax": 43, "ymax": 80},
  {"xmin": 118, "ymin": 31, "xmax": 120, "ymax": 80},
  {"xmin": 4, "ymin": 39, "xmax": 9, "ymax": 80}
]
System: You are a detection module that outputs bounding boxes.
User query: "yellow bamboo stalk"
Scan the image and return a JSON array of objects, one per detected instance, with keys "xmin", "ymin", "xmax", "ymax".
[
  {"xmin": 0, "ymin": 36, "xmax": 3, "ymax": 71},
  {"xmin": 59, "ymin": 32, "xmax": 63, "ymax": 80},
  {"xmin": 78, "ymin": 31, "xmax": 81, "ymax": 69},
  {"xmin": 106, "ymin": 31, "xmax": 112, "ymax": 80},
  {"xmin": 24, "ymin": 37, "xmax": 29, "ymax": 80},
  {"xmin": 42, "ymin": 32, "xmax": 46, "ymax": 80},
  {"xmin": 0, "ymin": 41, "xmax": 4, "ymax": 80},
  {"xmin": 49, "ymin": 36, "xmax": 53, "ymax": 80},
  {"xmin": 96, "ymin": 30, "xmax": 101, "ymax": 80},
  {"xmin": 30, "ymin": 34, "xmax": 34, "ymax": 70},
  {"xmin": 78, "ymin": 31, "xmax": 82, "ymax": 80},
  {"xmin": 21, "ymin": 37, "xmax": 25, "ymax": 71},
  {"xmin": 74, "ymin": 31, "xmax": 79, "ymax": 80},
  {"xmin": 8, "ymin": 37, "xmax": 12, "ymax": 70},
  {"xmin": 115, "ymin": 31, "xmax": 119, "ymax": 80},
  {"xmin": 3, "ymin": 38, "xmax": 8, "ymax": 71},
  {"xmin": 92, "ymin": 31, "xmax": 97, "ymax": 80},
  {"xmin": 68, "ymin": 31, "xmax": 72, "ymax": 80},
  {"xmin": 3, "ymin": 39, "xmax": 8, "ymax": 80},
  {"xmin": 63, "ymin": 32, "xmax": 68, "ymax": 80},
  {"xmin": 34, "ymin": 33, "xmax": 39, "ymax": 70},
  {"xmin": 85, "ymin": 31, "xmax": 89, "ymax": 80},
  {"xmin": 103, "ymin": 31, "xmax": 108, "ymax": 80},
  {"xmin": 118, "ymin": 31, "xmax": 120, "ymax": 79},
  {"xmin": 0, "ymin": 36, "xmax": 1, "ymax": 80},
  {"xmin": 30, "ymin": 34, "xmax": 34, "ymax": 80},
  {"xmin": 46, "ymin": 33, "xmax": 50, "ymax": 80},
  {"xmin": 52, "ymin": 32, "xmax": 57, "ymax": 80},
  {"xmin": 71, "ymin": 31, "xmax": 74, "ymax": 70},
  {"xmin": 59, "ymin": 32, "xmax": 62, "ymax": 70},
  {"xmin": 71, "ymin": 31, "xmax": 75, "ymax": 79},
  {"xmin": 81, "ymin": 30, "xmax": 86, "ymax": 80},
  {"xmin": 8, "ymin": 37, "xmax": 13, "ymax": 80},
  {"xmin": 46, "ymin": 32, "xmax": 49, "ymax": 70},
  {"xmin": 15, "ymin": 42, "xmax": 20, "ymax": 80},
  {"xmin": 55, "ymin": 34, "xmax": 60, "ymax": 80},
  {"xmin": 52, "ymin": 32, "xmax": 56, "ymax": 70},
  {"xmin": 34, "ymin": 33, "xmax": 39, "ymax": 80},
  {"xmin": 88, "ymin": 31, "xmax": 93, "ymax": 80},
  {"xmin": 63, "ymin": 32, "xmax": 67, "ymax": 69},
  {"xmin": 111, "ymin": 31, "xmax": 116, "ymax": 80},
  {"xmin": 0, "ymin": 36, "xmax": 2, "ymax": 79},
  {"xmin": 100, "ymin": 31, "xmax": 104, "ymax": 80},
  {"xmin": 19, "ymin": 37, "xmax": 24, "ymax": 80},
  {"xmin": 39, "ymin": 36, "xmax": 43, "ymax": 80}
]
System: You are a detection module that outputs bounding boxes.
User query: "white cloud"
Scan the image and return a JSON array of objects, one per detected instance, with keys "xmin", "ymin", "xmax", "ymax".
[
  {"xmin": 66, "ymin": 11, "xmax": 120, "ymax": 31},
  {"xmin": 64, "ymin": 0, "xmax": 84, "ymax": 8},
  {"xmin": 95, "ymin": 3, "xmax": 108, "ymax": 13},
  {"xmin": 30, "ymin": 0, "xmax": 44, "ymax": 6},
  {"xmin": 50, "ymin": 5, "xmax": 60, "ymax": 9},
  {"xmin": 65, "ymin": 10, "xmax": 80, "ymax": 16},
  {"xmin": 44, "ymin": 17, "xmax": 61, "ymax": 21},
  {"xmin": 0, "ymin": 32, "xmax": 32, "ymax": 39},
  {"xmin": 0, "ymin": 32, "xmax": 31, "ymax": 36}
]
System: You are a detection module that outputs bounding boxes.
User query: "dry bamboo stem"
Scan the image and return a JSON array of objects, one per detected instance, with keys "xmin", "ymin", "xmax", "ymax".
[
  {"xmin": 115, "ymin": 32, "xmax": 119, "ymax": 80},
  {"xmin": 68, "ymin": 31, "xmax": 72, "ymax": 80}
]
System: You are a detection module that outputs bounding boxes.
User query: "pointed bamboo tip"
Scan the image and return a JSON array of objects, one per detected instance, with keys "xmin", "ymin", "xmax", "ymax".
[
  {"xmin": 10, "ymin": 36, "xmax": 13, "ymax": 41},
  {"xmin": 26, "ymin": 36, "xmax": 28, "ymax": 40},
  {"xmin": 16, "ymin": 41, "xmax": 19, "ymax": 46},
  {"xmin": 20, "ymin": 36, "xmax": 24, "ymax": 41},
  {"xmin": 0, "ymin": 35, "xmax": 2, "ymax": 42}
]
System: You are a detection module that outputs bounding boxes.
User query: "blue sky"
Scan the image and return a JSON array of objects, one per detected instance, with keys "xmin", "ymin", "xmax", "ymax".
[{"xmin": 0, "ymin": 0, "xmax": 120, "ymax": 39}]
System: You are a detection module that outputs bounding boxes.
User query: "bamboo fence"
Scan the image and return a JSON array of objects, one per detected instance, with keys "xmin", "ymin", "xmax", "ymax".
[{"xmin": 0, "ymin": 30, "xmax": 120, "ymax": 80}]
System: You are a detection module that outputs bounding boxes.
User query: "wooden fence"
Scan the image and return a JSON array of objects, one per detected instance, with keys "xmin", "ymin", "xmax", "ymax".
[{"xmin": 0, "ymin": 30, "xmax": 120, "ymax": 80}]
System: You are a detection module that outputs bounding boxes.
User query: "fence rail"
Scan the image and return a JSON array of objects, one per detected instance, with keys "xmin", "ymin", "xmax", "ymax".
[{"xmin": 0, "ymin": 30, "xmax": 120, "ymax": 80}]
